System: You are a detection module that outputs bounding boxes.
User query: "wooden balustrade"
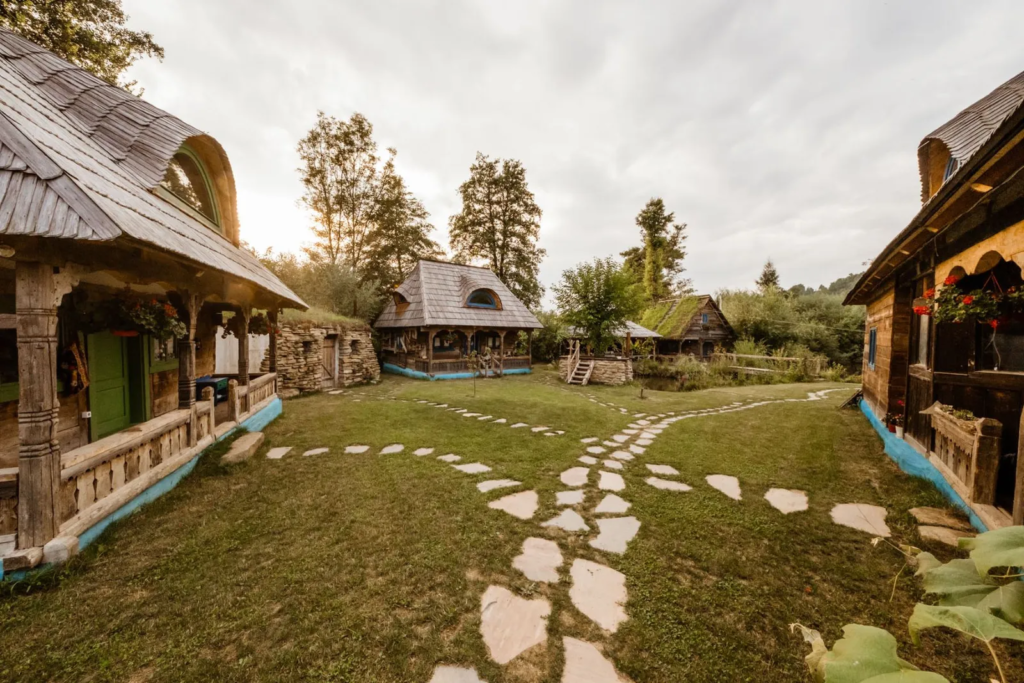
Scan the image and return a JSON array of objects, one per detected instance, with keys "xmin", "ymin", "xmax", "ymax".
[
  {"xmin": 247, "ymin": 372, "xmax": 277, "ymax": 409},
  {"xmin": 926, "ymin": 402, "xmax": 1002, "ymax": 506},
  {"xmin": 58, "ymin": 400, "xmax": 215, "ymax": 526}
]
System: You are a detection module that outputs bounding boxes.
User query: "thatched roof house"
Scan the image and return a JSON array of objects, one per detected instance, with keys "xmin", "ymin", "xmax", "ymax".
[{"xmin": 640, "ymin": 295, "xmax": 735, "ymax": 357}]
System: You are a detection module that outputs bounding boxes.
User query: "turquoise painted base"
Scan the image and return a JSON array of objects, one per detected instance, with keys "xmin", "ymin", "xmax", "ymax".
[
  {"xmin": 382, "ymin": 363, "xmax": 532, "ymax": 381},
  {"xmin": 2, "ymin": 397, "xmax": 284, "ymax": 581},
  {"xmin": 859, "ymin": 399, "xmax": 986, "ymax": 532}
]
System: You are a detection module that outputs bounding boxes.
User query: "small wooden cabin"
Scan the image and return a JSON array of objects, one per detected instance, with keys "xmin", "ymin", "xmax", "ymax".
[
  {"xmin": 374, "ymin": 260, "xmax": 542, "ymax": 379},
  {"xmin": 561, "ymin": 321, "xmax": 661, "ymax": 386},
  {"xmin": 845, "ymin": 68, "xmax": 1024, "ymax": 528},
  {"xmin": 0, "ymin": 30, "xmax": 304, "ymax": 570},
  {"xmin": 642, "ymin": 295, "xmax": 735, "ymax": 358}
]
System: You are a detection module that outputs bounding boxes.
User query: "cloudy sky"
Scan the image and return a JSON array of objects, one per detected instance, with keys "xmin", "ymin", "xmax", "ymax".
[{"xmin": 123, "ymin": 0, "xmax": 1024, "ymax": 304}]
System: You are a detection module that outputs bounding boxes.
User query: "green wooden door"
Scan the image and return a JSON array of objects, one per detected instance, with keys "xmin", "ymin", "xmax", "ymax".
[{"xmin": 88, "ymin": 331, "xmax": 131, "ymax": 440}]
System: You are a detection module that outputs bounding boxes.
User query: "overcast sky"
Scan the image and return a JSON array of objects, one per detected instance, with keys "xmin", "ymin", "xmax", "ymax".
[{"xmin": 123, "ymin": 0, "xmax": 1024, "ymax": 305}]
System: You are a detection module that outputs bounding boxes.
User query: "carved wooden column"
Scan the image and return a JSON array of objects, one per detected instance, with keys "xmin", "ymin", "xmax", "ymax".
[
  {"xmin": 176, "ymin": 291, "xmax": 201, "ymax": 409},
  {"xmin": 235, "ymin": 307, "xmax": 251, "ymax": 414},
  {"xmin": 527, "ymin": 330, "xmax": 533, "ymax": 367},
  {"xmin": 427, "ymin": 329, "xmax": 435, "ymax": 377},
  {"xmin": 498, "ymin": 330, "xmax": 506, "ymax": 376},
  {"xmin": 16, "ymin": 262, "xmax": 66, "ymax": 548},
  {"xmin": 267, "ymin": 309, "xmax": 279, "ymax": 374}
]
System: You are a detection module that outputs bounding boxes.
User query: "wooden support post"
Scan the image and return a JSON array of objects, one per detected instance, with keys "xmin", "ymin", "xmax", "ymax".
[
  {"xmin": 235, "ymin": 306, "xmax": 251, "ymax": 412},
  {"xmin": 227, "ymin": 379, "xmax": 240, "ymax": 424},
  {"xmin": 427, "ymin": 329, "xmax": 435, "ymax": 377},
  {"xmin": 175, "ymin": 292, "xmax": 202, "ymax": 445},
  {"xmin": 15, "ymin": 262, "xmax": 67, "ymax": 548},
  {"xmin": 498, "ymin": 330, "xmax": 506, "ymax": 376},
  {"xmin": 1016, "ymin": 409, "xmax": 1024, "ymax": 525},
  {"xmin": 971, "ymin": 418, "xmax": 1002, "ymax": 505},
  {"xmin": 528, "ymin": 330, "xmax": 533, "ymax": 365},
  {"xmin": 268, "ymin": 309, "xmax": 279, "ymax": 374},
  {"xmin": 624, "ymin": 332, "xmax": 631, "ymax": 360}
]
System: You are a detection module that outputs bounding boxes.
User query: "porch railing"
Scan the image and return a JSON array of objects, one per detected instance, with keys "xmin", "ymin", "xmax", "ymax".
[
  {"xmin": 566, "ymin": 340, "xmax": 580, "ymax": 384},
  {"xmin": 925, "ymin": 402, "xmax": 1002, "ymax": 506},
  {"xmin": 503, "ymin": 355, "xmax": 531, "ymax": 370},
  {"xmin": 58, "ymin": 400, "xmax": 216, "ymax": 533}
]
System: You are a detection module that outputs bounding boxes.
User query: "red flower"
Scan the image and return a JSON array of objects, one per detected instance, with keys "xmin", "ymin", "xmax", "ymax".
[
  {"xmin": 923, "ymin": 288, "xmax": 935, "ymax": 299},
  {"xmin": 990, "ymin": 319, "xmax": 1000, "ymax": 329},
  {"xmin": 913, "ymin": 306, "xmax": 930, "ymax": 316},
  {"xmin": 962, "ymin": 295, "xmax": 974, "ymax": 305},
  {"xmin": 944, "ymin": 275, "xmax": 960, "ymax": 286}
]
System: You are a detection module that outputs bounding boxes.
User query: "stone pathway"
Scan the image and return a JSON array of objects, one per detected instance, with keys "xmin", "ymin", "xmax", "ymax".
[
  {"xmin": 488, "ymin": 490, "xmax": 538, "ymax": 520},
  {"xmin": 513, "ymin": 537, "xmax": 562, "ymax": 582},
  {"xmin": 265, "ymin": 447, "xmax": 292, "ymax": 459},
  {"xmin": 479, "ymin": 585, "xmax": 550, "ymax": 665}
]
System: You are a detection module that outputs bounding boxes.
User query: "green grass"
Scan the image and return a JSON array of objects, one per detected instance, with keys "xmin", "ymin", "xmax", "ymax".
[{"xmin": 0, "ymin": 370, "xmax": 1019, "ymax": 682}]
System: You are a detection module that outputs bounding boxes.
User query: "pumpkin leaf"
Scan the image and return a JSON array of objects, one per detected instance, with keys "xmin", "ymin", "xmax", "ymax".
[
  {"xmin": 975, "ymin": 582, "xmax": 1024, "ymax": 625},
  {"xmin": 797, "ymin": 624, "xmax": 935, "ymax": 683},
  {"xmin": 958, "ymin": 526, "xmax": 1024, "ymax": 576},
  {"xmin": 921, "ymin": 558, "xmax": 999, "ymax": 603},
  {"xmin": 861, "ymin": 673, "xmax": 949, "ymax": 683},
  {"xmin": 914, "ymin": 552, "xmax": 942, "ymax": 576},
  {"xmin": 908, "ymin": 604, "xmax": 1024, "ymax": 645}
]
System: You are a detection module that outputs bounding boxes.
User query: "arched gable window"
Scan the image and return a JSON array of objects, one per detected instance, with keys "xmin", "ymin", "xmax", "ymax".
[
  {"xmin": 943, "ymin": 155, "xmax": 960, "ymax": 182},
  {"xmin": 466, "ymin": 289, "xmax": 501, "ymax": 309},
  {"xmin": 160, "ymin": 146, "xmax": 220, "ymax": 227}
]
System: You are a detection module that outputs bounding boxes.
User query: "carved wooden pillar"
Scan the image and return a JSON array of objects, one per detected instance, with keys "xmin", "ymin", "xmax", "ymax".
[
  {"xmin": 498, "ymin": 330, "xmax": 506, "ymax": 376},
  {"xmin": 16, "ymin": 262, "xmax": 66, "ymax": 548},
  {"xmin": 427, "ymin": 329, "xmax": 435, "ymax": 377},
  {"xmin": 528, "ymin": 330, "xmax": 533, "ymax": 366},
  {"xmin": 267, "ymin": 309, "xmax": 279, "ymax": 374},
  {"xmin": 176, "ymin": 291, "xmax": 201, "ymax": 410},
  {"xmin": 235, "ymin": 307, "xmax": 251, "ymax": 414}
]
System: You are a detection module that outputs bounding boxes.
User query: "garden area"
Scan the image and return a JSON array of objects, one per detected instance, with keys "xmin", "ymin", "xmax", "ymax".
[{"xmin": 0, "ymin": 370, "xmax": 1020, "ymax": 682}]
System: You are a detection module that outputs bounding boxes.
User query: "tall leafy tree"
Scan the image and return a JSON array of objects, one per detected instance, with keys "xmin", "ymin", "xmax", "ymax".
[
  {"xmin": 365, "ymin": 151, "xmax": 441, "ymax": 290},
  {"xmin": 449, "ymin": 153, "xmax": 546, "ymax": 308},
  {"xmin": 0, "ymin": 0, "xmax": 163, "ymax": 91},
  {"xmin": 756, "ymin": 259, "xmax": 781, "ymax": 292},
  {"xmin": 625, "ymin": 198, "xmax": 688, "ymax": 301},
  {"xmin": 554, "ymin": 258, "xmax": 644, "ymax": 354}
]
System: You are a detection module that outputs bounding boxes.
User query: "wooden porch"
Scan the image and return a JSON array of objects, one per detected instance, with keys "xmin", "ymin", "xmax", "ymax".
[{"xmin": 380, "ymin": 327, "xmax": 534, "ymax": 378}]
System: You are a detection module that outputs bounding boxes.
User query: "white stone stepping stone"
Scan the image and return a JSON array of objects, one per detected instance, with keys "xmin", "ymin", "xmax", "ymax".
[
  {"xmin": 634, "ymin": 438, "xmax": 653, "ymax": 446},
  {"xmin": 454, "ymin": 408, "xmax": 467, "ymax": 412},
  {"xmin": 551, "ymin": 430, "xmax": 565, "ymax": 435},
  {"xmin": 429, "ymin": 666, "xmax": 487, "ymax": 683},
  {"xmin": 581, "ymin": 437, "xmax": 599, "ymax": 444},
  {"xmin": 639, "ymin": 431, "xmax": 657, "ymax": 439},
  {"xmin": 561, "ymin": 467, "xmax": 590, "ymax": 487},
  {"xmin": 646, "ymin": 464, "xmax": 678, "ymax": 476},
  {"xmin": 629, "ymin": 444, "xmax": 645, "ymax": 454},
  {"xmin": 438, "ymin": 454, "xmax": 462, "ymax": 463},
  {"xmin": 578, "ymin": 456, "xmax": 598, "ymax": 465},
  {"xmin": 764, "ymin": 488, "xmax": 808, "ymax": 514},
  {"xmin": 610, "ymin": 451, "xmax": 634, "ymax": 462},
  {"xmin": 478, "ymin": 479, "xmax": 520, "ymax": 493},
  {"xmin": 328, "ymin": 390, "xmax": 344, "ymax": 395},
  {"xmin": 303, "ymin": 447, "xmax": 328, "ymax": 456},
  {"xmin": 344, "ymin": 445, "xmax": 370, "ymax": 454},
  {"xmin": 627, "ymin": 423, "xmax": 641, "ymax": 429},
  {"xmin": 454, "ymin": 463, "xmax": 492, "ymax": 474},
  {"xmin": 602, "ymin": 460, "xmax": 623, "ymax": 470},
  {"xmin": 636, "ymin": 419, "xmax": 650, "ymax": 425},
  {"xmin": 557, "ymin": 490, "xmax": 585, "ymax": 506},
  {"xmin": 413, "ymin": 448, "xmax": 435, "ymax": 456},
  {"xmin": 531, "ymin": 426, "xmax": 549, "ymax": 432},
  {"xmin": 463, "ymin": 412, "xmax": 482, "ymax": 418},
  {"xmin": 266, "ymin": 447, "xmax": 292, "ymax": 459},
  {"xmin": 602, "ymin": 441, "xmax": 620, "ymax": 448},
  {"xmin": 590, "ymin": 516, "xmax": 641, "ymax": 554},
  {"xmin": 478, "ymin": 415, "xmax": 493, "ymax": 421},
  {"xmin": 586, "ymin": 446, "xmax": 606, "ymax": 454},
  {"xmin": 611, "ymin": 434, "xmax": 630, "ymax": 443},
  {"xmin": 480, "ymin": 585, "xmax": 550, "ymax": 665},
  {"xmin": 646, "ymin": 477, "xmax": 691, "ymax": 492},
  {"xmin": 647, "ymin": 428, "xmax": 664, "ymax": 434},
  {"xmin": 513, "ymin": 537, "xmax": 563, "ymax": 582},
  {"xmin": 542, "ymin": 509, "xmax": 589, "ymax": 532},
  {"xmin": 511, "ymin": 423, "xmax": 529, "ymax": 428},
  {"xmin": 831, "ymin": 503, "xmax": 891, "ymax": 537},
  {"xmin": 622, "ymin": 429, "xmax": 638, "ymax": 435},
  {"xmin": 594, "ymin": 494, "xmax": 630, "ymax": 514},
  {"xmin": 706, "ymin": 475, "xmax": 742, "ymax": 500},
  {"xmin": 489, "ymin": 490, "xmax": 539, "ymax": 520},
  {"xmin": 380, "ymin": 444, "xmax": 404, "ymax": 454},
  {"xmin": 598, "ymin": 471, "xmax": 625, "ymax": 491},
  {"xmin": 493, "ymin": 418, "xmax": 507, "ymax": 424},
  {"xmin": 569, "ymin": 559, "xmax": 627, "ymax": 632},
  {"xmin": 436, "ymin": 404, "xmax": 448, "ymax": 408}
]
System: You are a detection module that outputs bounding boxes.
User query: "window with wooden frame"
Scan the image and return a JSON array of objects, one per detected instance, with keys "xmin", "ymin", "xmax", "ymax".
[
  {"xmin": 466, "ymin": 289, "xmax": 501, "ymax": 310},
  {"xmin": 868, "ymin": 327, "xmax": 877, "ymax": 370},
  {"xmin": 159, "ymin": 146, "xmax": 221, "ymax": 231}
]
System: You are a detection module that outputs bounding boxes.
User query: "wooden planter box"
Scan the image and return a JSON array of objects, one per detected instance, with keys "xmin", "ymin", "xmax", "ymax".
[{"xmin": 925, "ymin": 401, "xmax": 1001, "ymax": 506}]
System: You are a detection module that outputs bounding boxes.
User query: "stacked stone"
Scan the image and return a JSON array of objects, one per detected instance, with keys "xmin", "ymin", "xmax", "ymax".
[
  {"xmin": 557, "ymin": 357, "xmax": 633, "ymax": 386},
  {"xmin": 261, "ymin": 322, "xmax": 380, "ymax": 396}
]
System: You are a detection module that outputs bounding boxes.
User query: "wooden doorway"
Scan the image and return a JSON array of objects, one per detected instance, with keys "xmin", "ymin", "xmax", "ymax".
[
  {"xmin": 87, "ymin": 332, "xmax": 149, "ymax": 440},
  {"xmin": 321, "ymin": 335, "xmax": 337, "ymax": 390}
]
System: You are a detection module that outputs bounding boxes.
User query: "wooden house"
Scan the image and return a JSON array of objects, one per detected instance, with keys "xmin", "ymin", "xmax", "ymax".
[
  {"xmin": 0, "ymin": 30, "xmax": 304, "ymax": 571},
  {"xmin": 561, "ymin": 321, "xmax": 660, "ymax": 386},
  {"xmin": 641, "ymin": 295, "xmax": 735, "ymax": 358},
  {"xmin": 845, "ymin": 69, "xmax": 1024, "ymax": 528},
  {"xmin": 374, "ymin": 260, "xmax": 541, "ymax": 379}
]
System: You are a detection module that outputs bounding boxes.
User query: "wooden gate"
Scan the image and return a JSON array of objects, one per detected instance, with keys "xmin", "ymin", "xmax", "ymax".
[{"xmin": 321, "ymin": 336, "xmax": 337, "ymax": 389}]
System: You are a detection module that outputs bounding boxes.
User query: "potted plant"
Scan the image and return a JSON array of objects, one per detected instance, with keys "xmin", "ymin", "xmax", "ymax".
[{"xmin": 81, "ymin": 289, "xmax": 187, "ymax": 340}]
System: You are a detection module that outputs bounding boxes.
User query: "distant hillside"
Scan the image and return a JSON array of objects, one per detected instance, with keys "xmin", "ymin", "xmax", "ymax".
[{"xmin": 787, "ymin": 272, "xmax": 864, "ymax": 298}]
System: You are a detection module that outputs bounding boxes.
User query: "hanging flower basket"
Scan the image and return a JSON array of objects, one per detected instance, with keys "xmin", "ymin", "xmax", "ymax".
[
  {"xmin": 79, "ymin": 288, "xmax": 186, "ymax": 341},
  {"xmin": 915, "ymin": 275, "xmax": 1009, "ymax": 324}
]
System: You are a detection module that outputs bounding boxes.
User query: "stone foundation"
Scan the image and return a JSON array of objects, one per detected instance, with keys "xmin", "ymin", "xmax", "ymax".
[
  {"xmin": 262, "ymin": 321, "xmax": 380, "ymax": 395},
  {"xmin": 558, "ymin": 357, "xmax": 633, "ymax": 386}
]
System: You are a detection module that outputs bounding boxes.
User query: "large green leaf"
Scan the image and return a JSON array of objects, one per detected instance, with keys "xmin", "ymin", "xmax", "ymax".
[
  {"xmin": 799, "ymin": 624, "xmax": 923, "ymax": 682},
  {"xmin": 919, "ymin": 557, "xmax": 1024, "ymax": 624},
  {"xmin": 914, "ymin": 552, "xmax": 942, "ymax": 576},
  {"xmin": 975, "ymin": 582, "xmax": 1024, "ymax": 625},
  {"xmin": 908, "ymin": 604, "xmax": 1024, "ymax": 645},
  {"xmin": 861, "ymin": 673, "xmax": 949, "ymax": 683},
  {"xmin": 959, "ymin": 526, "xmax": 1024, "ymax": 576}
]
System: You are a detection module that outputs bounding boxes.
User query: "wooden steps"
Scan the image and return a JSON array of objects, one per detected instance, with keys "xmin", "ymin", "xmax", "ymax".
[{"xmin": 568, "ymin": 360, "xmax": 594, "ymax": 386}]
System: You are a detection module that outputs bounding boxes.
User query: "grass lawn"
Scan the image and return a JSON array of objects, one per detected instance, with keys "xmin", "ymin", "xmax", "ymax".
[{"xmin": 1, "ymin": 369, "xmax": 1020, "ymax": 682}]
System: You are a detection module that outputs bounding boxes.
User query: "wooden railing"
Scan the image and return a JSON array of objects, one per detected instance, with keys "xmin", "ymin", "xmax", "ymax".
[
  {"xmin": 58, "ymin": 400, "xmax": 216, "ymax": 529},
  {"xmin": 247, "ymin": 372, "xmax": 277, "ymax": 409},
  {"xmin": 503, "ymin": 356, "xmax": 531, "ymax": 370},
  {"xmin": 926, "ymin": 402, "xmax": 1002, "ymax": 505},
  {"xmin": 710, "ymin": 353, "xmax": 826, "ymax": 376},
  {"xmin": 566, "ymin": 340, "xmax": 581, "ymax": 384}
]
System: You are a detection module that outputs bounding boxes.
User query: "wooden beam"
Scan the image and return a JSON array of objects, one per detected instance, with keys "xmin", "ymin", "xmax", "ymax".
[{"xmin": 267, "ymin": 309, "xmax": 279, "ymax": 373}]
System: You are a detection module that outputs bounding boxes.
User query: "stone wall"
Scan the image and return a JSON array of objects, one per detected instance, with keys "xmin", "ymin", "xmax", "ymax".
[
  {"xmin": 263, "ymin": 321, "xmax": 379, "ymax": 396},
  {"xmin": 558, "ymin": 356, "xmax": 633, "ymax": 386}
]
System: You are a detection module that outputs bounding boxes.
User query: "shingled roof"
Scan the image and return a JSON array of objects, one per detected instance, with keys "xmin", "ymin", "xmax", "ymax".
[
  {"xmin": 567, "ymin": 320, "xmax": 661, "ymax": 339},
  {"xmin": 374, "ymin": 260, "xmax": 542, "ymax": 329},
  {"xmin": 0, "ymin": 29, "xmax": 304, "ymax": 308}
]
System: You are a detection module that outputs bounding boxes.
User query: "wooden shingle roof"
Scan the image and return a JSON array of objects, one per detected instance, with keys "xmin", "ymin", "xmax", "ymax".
[
  {"xmin": 374, "ymin": 260, "xmax": 542, "ymax": 330},
  {"xmin": 567, "ymin": 320, "xmax": 661, "ymax": 339},
  {"xmin": 0, "ymin": 29, "xmax": 304, "ymax": 308}
]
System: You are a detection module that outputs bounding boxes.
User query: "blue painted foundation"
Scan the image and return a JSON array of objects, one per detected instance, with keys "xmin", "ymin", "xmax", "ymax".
[
  {"xmin": 1, "ymin": 396, "xmax": 284, "ymax": 581},
  {"xmin": 382, "ymin": 362, "xmax": 532, "ymax": 381},
  {"xmin": 859, "ymin": 399, "xmax": 987, "ymax": 532}
]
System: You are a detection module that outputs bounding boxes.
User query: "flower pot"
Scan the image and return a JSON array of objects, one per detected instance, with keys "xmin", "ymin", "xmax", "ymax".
[
  {"xmin": 895, "ymin": 426, "xmax": 904, "ymax": 438},
  {"xmin": 887, "ymin": 423, "xmax": 897, "ymax": 433},
  {"xmin": 112, "ymin": 330, "xmax": 139, "ymax": 337}
]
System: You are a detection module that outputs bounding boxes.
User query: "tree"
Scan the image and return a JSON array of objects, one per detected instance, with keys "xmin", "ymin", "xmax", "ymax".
[
  {"xmin": 554, "ymin": 258, "xmax": 644, "ymax": 355},
  {"xmin": 365, "ymin": 152, "xmax": 441, "ymax": 291},
  {"xmin": 756, "ymin": 259, "xmax": 781, "ymax": 292},
  {"xmin": 0, "ymin": 0, "xmax": 163, "ymax": 91},
  {"xmin": 297, "ymin": 112, "xmax": 382, "ymax": 269},
  {"xmin": 449, "ymin": 153, "xmax": 546, "ymax": 308},
  {"xmin": 624, "ymin": 198, "xmax": 688, "ymax": 301}
]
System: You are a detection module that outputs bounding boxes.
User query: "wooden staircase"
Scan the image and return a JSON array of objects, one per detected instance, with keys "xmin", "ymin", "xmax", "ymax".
[{"xmin": 567, "ymin": 359, "xmax": 594, "ymax": 385}]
